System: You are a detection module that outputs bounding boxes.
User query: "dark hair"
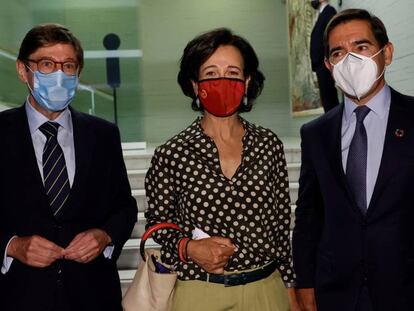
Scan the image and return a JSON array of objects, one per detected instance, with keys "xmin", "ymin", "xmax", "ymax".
[
  {"xmin": 18, "ymin": 23, "xmax": 84, "ymax": 73},
  {"xmin": 177, "ymin": 28, "xmax": 265, "ymax": 112},
  {"xmin": 324, "ymin": 9, "xmax": 389, "ymax": 58}
]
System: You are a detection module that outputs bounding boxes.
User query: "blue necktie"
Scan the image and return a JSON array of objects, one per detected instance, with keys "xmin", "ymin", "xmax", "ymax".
[
  {"xmin": 39, "ymin": 122, "xmax": 70, "ymax": 217},
  {"xmin": 346, "ymin": 105, "xmax": 371, "ymax": 214}
]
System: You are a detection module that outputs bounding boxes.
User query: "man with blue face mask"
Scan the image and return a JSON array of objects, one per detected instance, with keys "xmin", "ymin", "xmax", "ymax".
[
  {"xmin": 293, "ymin": 9, "xmax": 414, "ymax": 311},
  {"xmin": 0, "ymin": 24, "xmax": 137, "ymax": 311}
]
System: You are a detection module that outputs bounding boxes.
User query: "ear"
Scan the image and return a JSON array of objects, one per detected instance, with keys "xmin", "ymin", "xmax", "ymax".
[
  {"xmin": 16, "ymin": 60, "xmax": 29, "ymax": 83},
  {"xmin": 191, "ymin": 80, "xmax": 198, "ymax": 96},
  {"xmin": 245, "ymin": 76, "xmax": 251, "ymax": 93},
  {"xmin": 383, "ymin": 42, "xmax": 394, "ymax": 66},
  {"xmin": 324, "ymin": 57, "xmax": 333, "ymax": 72}
]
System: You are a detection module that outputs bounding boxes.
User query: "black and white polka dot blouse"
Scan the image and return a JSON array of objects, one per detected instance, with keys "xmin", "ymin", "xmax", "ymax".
[{"xmin": 145, "ymin": 117, "xmax": 295, "ymax": 285}]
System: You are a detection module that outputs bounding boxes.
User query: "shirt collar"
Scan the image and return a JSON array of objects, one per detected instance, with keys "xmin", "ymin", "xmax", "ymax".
[
  {"xmin": 343, "ymin": 84, "xmax": 391, "ymax": 123},
  {"xmin": 319, "ymin": 2, "xmax": 329, "ymax": 13},
  {"xmin": 25, "ymin": 98, "xmax": 72, "ymax": 135},
  {"xmin": 187, "ymin": 115, "xmax": 263, "ymax": 142}
]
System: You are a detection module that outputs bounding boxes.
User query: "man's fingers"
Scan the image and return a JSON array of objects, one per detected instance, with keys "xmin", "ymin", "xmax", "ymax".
[
  {"xmin": 67, "ymin": 249, "xmax": 98, "ymax": 263},
  {"xmin": 64, "ymin": 236, "xmax": 99, "ymax": 260},
  {"xmin": 10, "ymin": 236, "xmax": 64, "ymax": 267},
  {"xmin": 296, "ymin": 288, "xmax": 317, "ymax": 311},
  {"xmin": 34, "ymin": 238, "xmax": 64, "ymax": 256},
  {"xmin": 64, "ymin": 229, "xmax": 110, "ymax": 263},
  {"xmin": 25, "ymin": 253, "xmax": 56, "ymax": 267},
  {"xmin": 66, "ymin": 232, "xmax": 87, "ymax": 249},
  {"xmin": 29, "ymin": 235, "xmax": 62, "ymax": 251},
  {"xmin": 64, "ymin": 244, "xmax": 91, "ymax": 260},
  {"xmin": 65, "ymin": 234, "xmax": 95, "ymax": 256}
]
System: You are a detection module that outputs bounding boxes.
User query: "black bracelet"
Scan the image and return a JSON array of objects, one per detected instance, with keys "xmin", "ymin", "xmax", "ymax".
[{"xmin": 184, "ymin": 239, "xmax": 192, "ymax": 262}]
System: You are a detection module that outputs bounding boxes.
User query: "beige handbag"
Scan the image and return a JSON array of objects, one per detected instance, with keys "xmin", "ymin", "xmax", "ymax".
[{"xmin": 122, "ymin": 223, "xmax": 183, "ymax": 311}]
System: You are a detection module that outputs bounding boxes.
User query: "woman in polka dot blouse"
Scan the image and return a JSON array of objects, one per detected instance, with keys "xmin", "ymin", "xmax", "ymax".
[{"xmin": 145, "ymin": 28, "xmax": 297, "ymax": 311}]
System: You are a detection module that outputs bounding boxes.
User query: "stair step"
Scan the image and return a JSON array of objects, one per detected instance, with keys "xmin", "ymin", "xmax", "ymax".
[
  {"xmin": 118, "ymin": 238, "xmax": 159, "ymax": 270},
  {"xmin": 287, "ymin": 163, "xmax": 301, "ymax": 183},
  {"xmin": 123, "ymin": 147, "xmax": 155, "ymax": 170},
  {"xmin": 119, "ymin": 269, "xmax": 136, "ymax": 296},
  {"xmin": 127, "ymin": 169, "xmax": 147, "ymax": 189},
  {"xmin": 290, "ymin": 182, "xmax": 299, "ymax": 203},
  {"xmin": 282, "ymin": 137, "xmax": 301, "ymax": 163},
  {"xmin": 132, "ymin": 189, "xmax": 146, "ymax": 212}
]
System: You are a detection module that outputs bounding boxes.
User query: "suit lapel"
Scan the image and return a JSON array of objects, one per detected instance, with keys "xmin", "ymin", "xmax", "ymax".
[
  {"xmin": 14, "ymin": 106, "xmax": 50, "ymax": 209},
  {"xmin": 60, "ymin": 108, "xmax": 95, "ymax": 218},
  {"xmin": 367, "ymin": 89, "xmax": 411, "ymax": 214},
  {"xmin": 325, "ymin": 107, "xmax": 345, "ymax": 181},
  {"xmin": 322, "ymin": 105, "xmax": 363, "ymax": 214}
]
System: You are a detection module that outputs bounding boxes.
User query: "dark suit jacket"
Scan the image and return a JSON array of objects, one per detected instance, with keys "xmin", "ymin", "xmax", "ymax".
[
  {"xmin": 310, "ymin": 4, "xmax": 337, "ymax": 71},
  {"xmin": 293, "ymin": 89, "xmax": 414, "ymax": 311},
  {"xmin": 0, "ymin": 106, "xmax": 137, "ymax": 311}
]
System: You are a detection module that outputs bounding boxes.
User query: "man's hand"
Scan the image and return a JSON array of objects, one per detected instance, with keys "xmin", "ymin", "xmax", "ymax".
[
  {"xmin": 296, "ymin": 288, "xmax": 318, "ymax": 311},
  {"xmin": 8, "ymin": 235, "xmax": 64, "ymax": 267},
  {"xmin": 63, "ymin": 229, "xmax": 112, "ymax": 263},
  {"xmin": 186, "ymin": 236, "xmax": 236, "ymax": 274},
  {"xmin": 287, "ymin": 288, "xmax": 302, "ymax": 311}
]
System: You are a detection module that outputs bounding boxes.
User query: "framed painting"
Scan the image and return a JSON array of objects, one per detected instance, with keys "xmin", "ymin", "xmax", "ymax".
[{"xmin": 287, "ymin": 0, "xmax": 323, "ymax": 116}]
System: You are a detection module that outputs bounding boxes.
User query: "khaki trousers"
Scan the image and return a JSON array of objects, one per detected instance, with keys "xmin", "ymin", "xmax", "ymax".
[{"xmin": 172, "ymin": 270, "xmax": 290, "ymax": 311}]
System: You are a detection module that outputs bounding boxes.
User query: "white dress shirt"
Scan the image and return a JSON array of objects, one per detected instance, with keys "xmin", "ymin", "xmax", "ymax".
[
  {"xmin": 26, "ymin": 100, "xmax": 76, "ymax": 186},
  {"xmin": 341, "ymin": 84, "xmax": 391, "ymax": 208},
  {"xmin": 319, "ymin": 2, "xmax": 329, "ymax": 13}
]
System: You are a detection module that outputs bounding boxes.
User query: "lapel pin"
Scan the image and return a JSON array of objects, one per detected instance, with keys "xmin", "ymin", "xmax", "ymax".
[{"xmin": 395, "ymin": 129, "xmax": 405, "ymax": 138}]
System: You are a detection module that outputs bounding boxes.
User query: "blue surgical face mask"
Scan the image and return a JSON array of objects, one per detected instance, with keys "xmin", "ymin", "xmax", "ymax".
[{"xmin": 27, "ymin": 68, "xmax": 78, "ymax": 112}]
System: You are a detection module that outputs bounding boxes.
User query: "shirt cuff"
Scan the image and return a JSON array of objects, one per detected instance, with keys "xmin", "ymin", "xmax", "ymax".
[
  {"xmin": 2, "ymin": 236, "xmax": 17, "ymax": 274},
  {"xmin": 103, "ymin": 244, "xmax": 114, "ymax": 259},
  {"xmin": 284, "ymin": 281, "xmax": 297, "ymax": 288}
]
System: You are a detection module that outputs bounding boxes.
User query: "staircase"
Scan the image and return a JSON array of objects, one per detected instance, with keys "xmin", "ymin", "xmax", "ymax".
[{"xmin": 117, "ymin": 138, "xmax": 301, "ymax": 294}]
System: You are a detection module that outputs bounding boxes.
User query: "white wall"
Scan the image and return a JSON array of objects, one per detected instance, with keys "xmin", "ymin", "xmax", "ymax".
[{"xmin": 332, "ymin": 0, "xmax": 414, "ymax": 96}]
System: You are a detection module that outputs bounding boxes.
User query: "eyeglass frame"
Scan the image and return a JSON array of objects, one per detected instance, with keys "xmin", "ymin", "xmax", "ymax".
[
  {"xmin": 25, "ymin": 58, "xmax": 79, "ymax": 76},
  {"xmin": 327, "ymin": 43, "xmax": 385, "ymax": 66}
]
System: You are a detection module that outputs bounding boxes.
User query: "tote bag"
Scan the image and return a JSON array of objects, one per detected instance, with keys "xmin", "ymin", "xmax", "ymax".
[{"xmin": 122, "ymin": 223, "xmax": 183, "ymax": 311}]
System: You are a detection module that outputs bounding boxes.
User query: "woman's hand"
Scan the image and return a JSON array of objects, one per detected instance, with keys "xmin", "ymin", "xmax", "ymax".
[{"xmin": 186, "ymin": 236, "xmax": 236, "ymax": 274}]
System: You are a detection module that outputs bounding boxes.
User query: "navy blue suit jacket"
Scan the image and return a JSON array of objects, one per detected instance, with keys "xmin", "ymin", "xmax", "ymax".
[
  {"xmin": 0, "ymin": 106, "xmax": 137, "ymax": 311},
  {"xmin": 310, "ymin": 5, "xmax": 337, "ymax": 71},
  {"xmin": 293, "ymin": 89, "xmax": 414, "ymax": 311}
]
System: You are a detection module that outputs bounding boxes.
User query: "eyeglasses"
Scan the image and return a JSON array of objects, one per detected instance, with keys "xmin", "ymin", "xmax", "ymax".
[
  {"xmin": 26, "ymin": 58, "xmax": 79, "ymax": 75},
  {"xmin": 328, "ymin": 46, "xmax": 382, "ymax": 65}
]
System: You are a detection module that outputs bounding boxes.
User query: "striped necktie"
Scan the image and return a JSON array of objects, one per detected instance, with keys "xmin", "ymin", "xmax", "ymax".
[
  {"xmin": 346, "ymin": 105, "xmax": 371, "ymax": 215},
  {"xmin": 39, "ymin": 121, "xmax": 70, "ymax": 217}
]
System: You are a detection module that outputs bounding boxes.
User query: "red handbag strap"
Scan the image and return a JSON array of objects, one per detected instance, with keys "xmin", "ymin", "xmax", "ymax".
[{"xmin": 140, "ymin": 222, "xmax": 183, "ymax": 261}]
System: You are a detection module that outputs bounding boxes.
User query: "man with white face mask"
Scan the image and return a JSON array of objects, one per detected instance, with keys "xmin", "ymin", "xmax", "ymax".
[
  {"xmin": 293, "ymin": 9, "xmax": 414, "ymax": 311},
  {"xmin": 0, "ymin": 24, "xmax": 137, "ymax": 311}
]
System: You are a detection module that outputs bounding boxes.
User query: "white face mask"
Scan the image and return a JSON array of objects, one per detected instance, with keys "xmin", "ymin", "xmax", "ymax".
[{"xmin": 331, "ymin": 49, "xmax": 385, "ymax": 100}]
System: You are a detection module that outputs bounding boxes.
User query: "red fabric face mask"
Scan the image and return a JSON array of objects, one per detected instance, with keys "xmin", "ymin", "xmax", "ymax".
[{"xmin": 197, "ymin": 78, "xmax": 245, "ymax": 117}]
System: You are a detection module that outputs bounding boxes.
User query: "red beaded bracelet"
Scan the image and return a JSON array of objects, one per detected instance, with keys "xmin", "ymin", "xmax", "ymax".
[
  {"xmin": 178, "ymin": 237, "xmax": 190, "ymax": 263},
  {"xmin": 184, "ymin": 239, "xmax": 191, "ymax": 262}
]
